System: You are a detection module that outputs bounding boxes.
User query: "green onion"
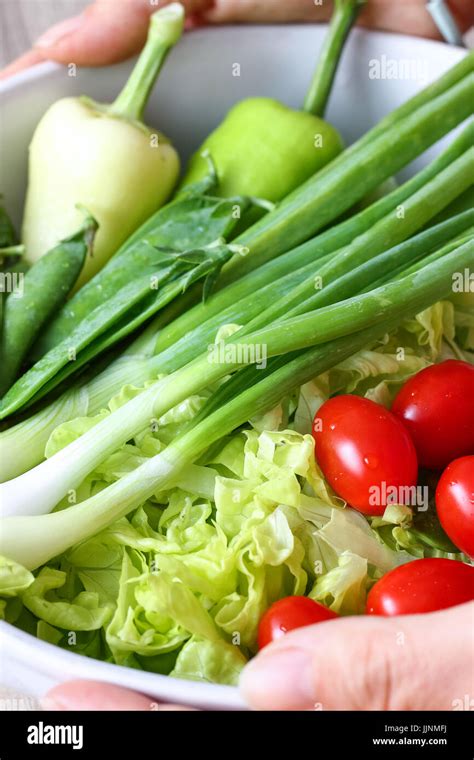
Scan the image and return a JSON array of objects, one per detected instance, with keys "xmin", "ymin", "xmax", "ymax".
[
  {"xmin": 251, "ymin": 238, "xmax": 473, "ymax": 354},
  {"xmin": 1, "ymin": 127, "xmax": 472, "ymax": 481},
  {"xmin": 261, "ymin": 212, "xmax": 474, "ymax": 314},
  {"xmin": 2, "ymin": 234, "xmax": 470, "ymax": 519},
  {"xmin": 0, "ymin": 322, "xmax": 431, "ymax": 568},
  {"xmin": 4, "ymin": 249, "xmax": 469, "ymax": 571},
  {"xmin": 239, "ymin": 149, "xmax": 474, "ymax": 330}
]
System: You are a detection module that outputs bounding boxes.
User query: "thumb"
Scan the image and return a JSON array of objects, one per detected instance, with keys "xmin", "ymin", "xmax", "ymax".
[
  {"xmin": 240, "ymin": 603, "xmax": 473, "ymax": 711},
  {"xmin": 33, "ymin": 0, "xmax": 207, "ymax": 67}
]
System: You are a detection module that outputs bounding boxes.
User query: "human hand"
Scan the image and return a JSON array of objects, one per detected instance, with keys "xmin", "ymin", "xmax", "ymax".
[
  {"xmin": 241, "ymin": 601, "xmax": 474, "ymax": 710},
  {"xmin": 42, "ymin": 602, "xmax": 473, "ymax": 711},
  {"xmin": 1, "ymin": 0, "xmax": 472, "ymax": 80},
  {"xmin": 42, "ymin": 680, "xmax": 196, "ymax": 710}
]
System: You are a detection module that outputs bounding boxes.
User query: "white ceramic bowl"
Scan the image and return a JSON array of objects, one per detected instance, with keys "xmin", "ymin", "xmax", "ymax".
[{"xmin": 0, "ymin": 25, "xmax": 466, "ymax": 710}]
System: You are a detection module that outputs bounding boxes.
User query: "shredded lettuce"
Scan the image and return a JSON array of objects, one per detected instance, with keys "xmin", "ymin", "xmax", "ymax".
[
  {"xmin": 0, "ymin": 556, "xmax": 34, "ymax": 597},
  {"xmin": 370, "ymin": 502, "xmax": 464, "ymax": 560},
  {"xmin": 170, "ymin": 637, "xmax": 246, "ymax": 685},
  {"xmin": 453, "ymin": 304, "xmax": 474, "ymax": 351},
  {"xmin": 309, "ymin": 552, "xmax": 368, "ymax": 615},
  {"xmin": 22, "ymin": 567, "xmax": 113, "ymax": 630},
  {"xmin": 2, "ymin": 308, "xmax": 470, "ymax": 684}
]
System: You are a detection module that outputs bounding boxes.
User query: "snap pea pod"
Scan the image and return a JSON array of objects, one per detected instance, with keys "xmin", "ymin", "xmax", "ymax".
[
  {"xmin": 31, "ymin": 184, "xmax": 252, "ymax": 360},
  {"xmin": 0, "ymin": 204, "xmax": 20, "ymax": 334},
  {"xmin": 0, "ymin": 189, "xmax": 255, "ymax": 420},
  {"xmin": 7, "ymin": 242, "xmax": 240, "ymax": 412},
  {"xmin": 0, "ymin": 253, "xmax": 28, "ymax": 342},
  {"xmin": 0, "ymin": 240, "xmax": 240, "ymax": 417},
  {"xmin": 0, "ymin": 216, "xmax": 96, "ymax": 397}
]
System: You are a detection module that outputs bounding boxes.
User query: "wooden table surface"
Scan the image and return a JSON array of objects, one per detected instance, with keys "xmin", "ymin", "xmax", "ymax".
[{"xmin": 1, "ymin": 0, "xmax": 89, "ymax": 67}]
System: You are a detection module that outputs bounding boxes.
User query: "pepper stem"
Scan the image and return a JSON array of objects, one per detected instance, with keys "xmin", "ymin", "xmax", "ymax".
[
  {"xmin": 303, "ymin": 0, "xmax": 365, "ymax": 118},
  {"xmin": 110, "ymin": 3, "xmax": 184, "ymax": 122}
]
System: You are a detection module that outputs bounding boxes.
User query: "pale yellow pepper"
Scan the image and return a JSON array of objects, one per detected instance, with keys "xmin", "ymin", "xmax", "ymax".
[{"xmin": 22, "ymin": 4, "xmax": 184, "ymax": 287}]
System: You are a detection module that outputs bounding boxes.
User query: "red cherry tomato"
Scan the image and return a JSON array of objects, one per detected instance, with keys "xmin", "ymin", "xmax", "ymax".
[
  {"xmin": 312, "ymin": 395, "xmax": 418, "ymax": 515},
  {"xmin": 366, "ymin": 558, "xmax": 474, "ymax": 615},
  {"xmin": 436, "ymin": 456, "xmax": 474, "ymax": 558},
  {"xmin": 391, "ymin": 360, "xmax": 474, "ymax": 470},
  {"xmin": 258, "ymin": 596, "xmax": 338, "ymax": 649}
]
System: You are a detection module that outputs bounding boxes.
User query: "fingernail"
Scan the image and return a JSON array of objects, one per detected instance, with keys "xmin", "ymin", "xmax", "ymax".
[
  {"xmin": 240, "ymin": 647, "xmax": 316, "ymax": 710},
  {"xmin": 35, "ymin": 15, "xmax": 84, "ymax": 48}
]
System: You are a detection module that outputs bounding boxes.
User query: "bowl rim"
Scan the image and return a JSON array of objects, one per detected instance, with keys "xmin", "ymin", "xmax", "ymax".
[
  {"xmin": 0, "ymin": 24, "xmax": 464, "ymax": 96},
  {"xmin": 0, "ymin": 620, "xmax": 247, "ymax": 709}
]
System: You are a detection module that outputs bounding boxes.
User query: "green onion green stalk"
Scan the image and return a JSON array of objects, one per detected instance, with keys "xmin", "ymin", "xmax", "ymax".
[{"xmin": 1, "ymin": 233, "xmax": 471, "ymax": 523}]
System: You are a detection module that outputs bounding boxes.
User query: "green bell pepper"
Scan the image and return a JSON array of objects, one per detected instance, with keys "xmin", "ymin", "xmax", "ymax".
[{"xmin": 182, "ymin": 1, "xmax": 365, "ymax": 201}]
